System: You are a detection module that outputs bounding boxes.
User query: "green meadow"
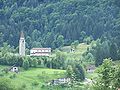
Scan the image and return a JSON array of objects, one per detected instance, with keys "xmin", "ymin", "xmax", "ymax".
[
  {"xmin": 0, "ymin": 66, "xmax": 66, "ymax": 90},
  {"xmin": 61, "ymin": 43, "xmax": 90, "ymax": 60}
]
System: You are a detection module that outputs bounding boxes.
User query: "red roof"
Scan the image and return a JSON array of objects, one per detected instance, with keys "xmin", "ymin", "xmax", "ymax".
[{"xmin": 31, "ymin": 48, "xmax": 51, "ymax": 50}]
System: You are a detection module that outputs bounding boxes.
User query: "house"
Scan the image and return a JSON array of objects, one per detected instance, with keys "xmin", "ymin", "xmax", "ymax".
[
  {"xmin": 86, "ymin": 65, "xmax": 96, "ymax": 73},
  {"xmin": 50, "ymin": 78, "xmax": 71, "ymax": 85},
  {"xmin": 70, "ymin": 48, "xmax": 75, "ymax": 53},
  {"xmin": 9, "ymin": 66, "xmax": 19, "ymax": 73},
  {"xmin": 30, "ymin": 48, "xmax": 51, "ymax": 56}
]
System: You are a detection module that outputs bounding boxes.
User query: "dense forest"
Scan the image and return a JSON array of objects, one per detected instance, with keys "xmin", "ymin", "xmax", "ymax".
[
  {"xmin": 0, "ymin": 0, "xmax": 120, "ymax": 65},
  {"xmin": 0, "ymin": 0, "xmax": 120, "ymax": 90},
  {"xmin": 0, "ymin": 0, "xmax": 120, "ymax": 48}
]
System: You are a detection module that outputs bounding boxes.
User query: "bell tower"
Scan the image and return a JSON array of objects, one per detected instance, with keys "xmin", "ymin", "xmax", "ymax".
[{"xmin": 19, "ymin": 31, "xmax": 25, "ymax": 56}]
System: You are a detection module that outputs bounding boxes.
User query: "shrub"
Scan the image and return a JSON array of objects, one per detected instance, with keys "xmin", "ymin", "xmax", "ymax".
[
  {"xmin": 22, "ymin": 60, "xmax": 30, "ymax": 70},
  {"xmin": 18, "ymin": 84, "xmax": 26, "ymax": 90},
  {"xmin": 41, "ymin": 84, "xmax": 45, "ymax": 88},
  {"xmin": 21, "ymin": 84, "xmax": 26, "ymax": 89},
  {"xmin": 9, "ymin": 74, "xmax": 16, "ymax": 79},
  {"xmin": 32, "ymin": 81, "xmax": 39, "ymax": 86},
  {"xmin": 3, "ymin": 68, "xmax": 9, "ymax": 74}
]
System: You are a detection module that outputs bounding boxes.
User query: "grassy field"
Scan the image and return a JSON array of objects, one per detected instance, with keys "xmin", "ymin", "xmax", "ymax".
[
  {"xmin": 61, "ymin": 43, "xmax": 89, "ymax": 53},
  {"xmin": 61, "ymin": 43, "xmax": 90, "ymax": 60},
  {"xmin": 0, "ymin": 65, "xmax": 66, "ymax": 90}
]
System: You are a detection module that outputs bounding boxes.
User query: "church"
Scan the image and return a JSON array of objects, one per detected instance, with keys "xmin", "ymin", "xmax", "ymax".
[
  {"xmin": 19, "ymin": 31, "xmax": 51, "ymax": 57},
  {"xmin": 19, "ymin": 31, "xmax": 25, "ymax": 56},
  {"xmin": 30, "ymin": 48, "xmax": 51, "ymax": 56}
]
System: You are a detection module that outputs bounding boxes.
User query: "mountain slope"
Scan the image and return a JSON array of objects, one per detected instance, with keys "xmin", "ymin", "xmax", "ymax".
[{"xmin": 0, "ymin": 0, "xmax": 120, "ymax": 49}]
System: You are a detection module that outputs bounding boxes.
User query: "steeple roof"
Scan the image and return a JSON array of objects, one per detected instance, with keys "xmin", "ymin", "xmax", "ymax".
[{"xmin": 20, "ymin": 31, "xmax": 24, "ymax": 38}]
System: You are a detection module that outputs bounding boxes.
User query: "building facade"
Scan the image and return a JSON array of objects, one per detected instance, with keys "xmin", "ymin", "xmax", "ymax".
[
  {"xmin": 49, "ymin": 78, "xmax": 71, "ymax": 85},
  {"xmin": 10, "ymin": 67, "xmax": 19, "ymax": 73},
  {"xmin": 30, "ymin": 48, "xmax": 51, "ymax": 56},
  {"xmin": 19, "ymin": 31, "xmax": 25, "ymax": 56}
]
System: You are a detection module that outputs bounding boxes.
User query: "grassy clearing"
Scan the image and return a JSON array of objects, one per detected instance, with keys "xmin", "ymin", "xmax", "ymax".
[
  {"xmin": 61, "ymin": 43, "xmax": 90, "ymax": 60},
  {"xmin": 61, "ymin": 43, "xmax": 89, "ymax": 53},
  {"xmin": 0, "ymin": 65, "xmax": 66, "ymax": 90}
]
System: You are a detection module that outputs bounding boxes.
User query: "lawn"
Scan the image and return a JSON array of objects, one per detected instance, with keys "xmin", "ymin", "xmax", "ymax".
[
  {"xmin": 0, "ymin": 65, "xmax": 66, "ymax": 90},
  {"xmin": 61, "ymin": 43, "xmax": 90, "ymax": 60}
]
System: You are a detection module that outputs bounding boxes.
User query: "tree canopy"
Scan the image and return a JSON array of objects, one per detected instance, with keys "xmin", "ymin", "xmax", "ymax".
[{"xmin": 0, "ymin": 0, "xmax": 120, "ymax": 50}]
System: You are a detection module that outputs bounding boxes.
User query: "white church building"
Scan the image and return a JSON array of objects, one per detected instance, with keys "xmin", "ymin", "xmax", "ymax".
[
  {"xmin": 19, "ymin": 31, "xmax": 51, "ymax": 57},
  {"xmin": 30, "ymin": 48, "xmax": 51, "ymax": 56}
]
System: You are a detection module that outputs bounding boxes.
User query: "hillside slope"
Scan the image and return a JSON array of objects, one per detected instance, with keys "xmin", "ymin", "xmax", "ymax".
[
  {"xmin": 0, "ymin": 65, "xmax": 65, "ymax": 90},
  {"xmin": 0, "ymin": 0, "xmax": 120, "ymax": 49}
]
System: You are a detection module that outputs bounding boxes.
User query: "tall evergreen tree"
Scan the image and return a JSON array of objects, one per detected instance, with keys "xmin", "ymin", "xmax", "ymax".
[{"xmin": 110, "ymin": 43, "xmax": 118, "ymax": 60}]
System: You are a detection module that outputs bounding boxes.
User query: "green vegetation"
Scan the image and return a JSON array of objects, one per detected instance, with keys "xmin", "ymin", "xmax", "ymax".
[
  {"xmin": 0, "ymin": 43, "xmax": 89, "ymax": 69},
  {"xmin": 0, "ymin": 0, "xmax": 120, "ymax": 51},
  {"xmin": 93, "ymin": 58, "xmax": 120, "ymax": 90},
  {"xmin": 0, "ymin": 39, "xmax": 120, "ymax": 90},
  {"xmin": 61, "ymin": 43, "xmax": 90, "ymax": 61},
  {"xmin": 0, "ymin": 43, "xmax": 92, "ymax": 90},
  {"xmin": 22, "ymin": 59, "xmax": 30, "ymax": 70},
  {"xmin": 0, "ymin": 0, "xmax": 120, "ymax": 90},
  {"xmin": 0, "ymin": 65, "xmax": 65, "ymax": 90},
  {"xmin": 0, "ymin": 78, "xmax": 15, "ymax": 90}
]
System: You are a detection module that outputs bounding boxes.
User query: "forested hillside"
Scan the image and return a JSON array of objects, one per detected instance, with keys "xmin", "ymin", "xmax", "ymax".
[
  {"xmin": 1, "ymin": 1, "xmax": 120, "ymax": 90},
  {"xmin": 0, "ymin": 0, "xmax": 120, "ymax": 50}
]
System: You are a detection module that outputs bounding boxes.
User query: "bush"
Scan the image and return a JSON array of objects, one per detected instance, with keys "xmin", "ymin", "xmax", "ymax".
[
  {"xmin": 3, "ymin": 68, "xmax": 9, "ymax": 74},
  {"xmin": 22, "ymin": 60, "xmax": 30, "ymax": 70},
  {"xmin": 0, "ymin": 73, "xmax": 4, "ymax": 77},
  {"xmin": 21, "ymin": 84, "xmax": 26, "ymax": 89},
  {"xmin": 41, "ymin": 84, "xmax": 45, "ymax": 88},
  {"xmin": 32, "ymin": 81, "xmax": 39, "ymax": 86},
  {"xmin": 9, "ymin": 74, "xmax": 16, "ymax": 79},
  {"xmin": 17, "ymin": 84, "xmax": 26, "ymax": 90}
]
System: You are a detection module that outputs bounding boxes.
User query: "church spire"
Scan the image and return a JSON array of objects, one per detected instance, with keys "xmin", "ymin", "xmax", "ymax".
[
  {"xmin": 20, "ymin": 31, "xmax": 24, "ymax": 38},
  {"xmin": 19, "ymin": 31, "xmax": 25, "ymax": 56}
]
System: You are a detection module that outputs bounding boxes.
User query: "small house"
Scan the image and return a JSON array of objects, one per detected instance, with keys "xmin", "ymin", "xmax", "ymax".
[
  {"xmin": 86, "ymin": 65, "xmax": 96, "ymax": 73},
  {"xmin": 70, "ymin": 48, "xmax": 75, "ymax": 53},
  {"xmin": 9, "ymin": 66, "xmax": 19, "ymax": 73},
  {"xmin": 50, "ymin": 78, "xmax": 71, "ymax": 85}
]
